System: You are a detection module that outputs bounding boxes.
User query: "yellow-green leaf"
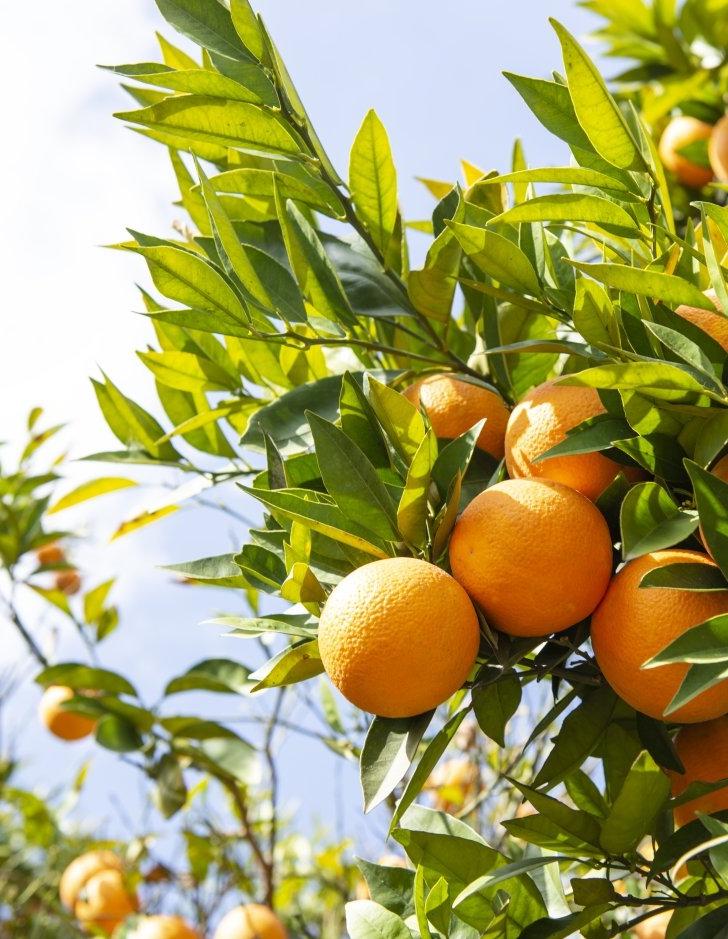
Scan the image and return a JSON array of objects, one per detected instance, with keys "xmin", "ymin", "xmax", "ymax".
[
  {"xmin": 49, "ymin": 478, "xmax": 138, "ymax": 514},
  {"xmin": 349, "ymin": 109, "xmax": 398, "ymax": 255}
]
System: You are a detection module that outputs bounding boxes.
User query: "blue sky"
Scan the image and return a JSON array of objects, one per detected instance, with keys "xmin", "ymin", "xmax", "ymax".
[{"xmin": 1, "ymin": 0, "xmax": 602, "ymax": 878}]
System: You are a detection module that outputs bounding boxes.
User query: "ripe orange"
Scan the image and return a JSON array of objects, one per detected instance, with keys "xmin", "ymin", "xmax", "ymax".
[
  {"xmin": 128, "ymin": 915, "xmax": 200, "ymax": 938},
  {"xmin": 318, "ymin": 557, "xmax": 480, "ymax": 718},
  {"xmin": 214, "ymin": 904, "xmax": 288, "ymax": 939},
  {"xmin": 504, "ymin": 380, "xmax": 632, "ymax": 501},
  {"xmin": 74, "ymin": 868, "xmax": 138, "ymax": 934},
  {"xmin": 55, "ymin": 569, "xmax": 82, "ymax": 595},
  {"xmin": 591, "ymin": 550, "xmax": 728, "ymax": 722},
  {"xmin": 36, "ymin": 542, "xmax": 65, "ymax": 565},
  {"xmin": 675, "ymin": 289, "xmax": 728, "ymax": 354},
  {"xmin": 403, "ymin": 373, "xmax": 509, "ymax": 459},
  {"xmin": 669, "ymin": 717, "xmax": 728, "ymax": 828},
  {"xmin": 633, "ymin": 911, "xmax": 672, "ymax": 939},
  {"xmin": 449, "ymin": 478, "xmax": 613, "ymax": 637},
  {"xmin": 425, "ymin": 758, "xmax": 478, "ymax": 813},
  {"xmin": 60, "ymin": 850, "xmax": 137, "ymax": 935},
  {"xmin": 658, "ymin": 115, "xmax": 714, "ymax": 188},
  {"xmin": 709, "ymin": 115, "xmax": 728, "ymax": 181},
  {"xmin": 39, "ymin": 685, "xmax": 96, "ymax": 741}
]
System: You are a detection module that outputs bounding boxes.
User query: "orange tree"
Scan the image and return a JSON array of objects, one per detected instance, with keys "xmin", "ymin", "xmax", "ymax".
[
  {"xmin": 7, "ymin": 0, "xmax": 728, "ymax": 935},
  {"xmin": 0, "ymin": 418, "xmax": 361, "ymax": 937}
]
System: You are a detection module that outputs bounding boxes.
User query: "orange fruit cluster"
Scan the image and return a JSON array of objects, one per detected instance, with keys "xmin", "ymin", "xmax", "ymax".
[{"xmin": 317, "ymin": 367, "xmax": 728, "ymax": 834}]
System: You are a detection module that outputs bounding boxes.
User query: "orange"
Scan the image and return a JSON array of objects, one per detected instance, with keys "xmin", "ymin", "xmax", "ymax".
[
  {"xmin": 75, "ymin": 868, "xmax": 138, "ymax": 934},
  {"xmin": 633, "ymin": 911, "xmax": 672, "ymax": 939},
  {"xmin": 39, "ymin": 685, "xmax": 96, "ymax": 741},
  {"xmin": 709, "ymin": 115, "xmax": 728, "ymax": 181},
  {"xmin": 591, "ymin": 550, "xmax": 728, "ymax": 722},
  {"xmin": 318, "ymin": 557, "xmax": 480, "ymax": 718},
  {"xmin": 425, "ymin": 758, "xmax": 478, "ymax": 813},
  {"xmin": 128, "ymin": 915, "xmax": 200, "ymax": 938},
  {"xmin": 504, "ymin": 380, "xmax": 632, "ymax": 501},
  {"xmin": 675, "ymin": 289, "xmax": 728, "ymax": 354},
  {"xmin": 214, "ymin": 904, "xmax": 288, "ymax": 939},
  {"xmin": 669, "ymin": 717, "xmax": 728, "ymax": 828},
  {"xmin": 55, "ymin": 569, "xmax": 81, "ymax": 595},
  {"xmin": 403, "ymin": 373, "xmax": 509, "ymax": 459},
  {"xmin": 60, "ymin": 850, "xmax": 137, "ymax": 935},
  {"xmin": 449, "ymin": 478, "xmax": 613, "ymax": 637},
  {"xmin": 658, "ymin": 115, "xmax": 714, "ymax": 188},
  {"xmin": 36, "ymin": 542, "xmax": 65, "ymax": 565}
]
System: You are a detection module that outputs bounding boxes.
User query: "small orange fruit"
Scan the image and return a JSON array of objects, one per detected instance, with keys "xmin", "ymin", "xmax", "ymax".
[
  {"xmin": 75, "ymin": 868, "xmax": 138, "ymax": 934},
  {"xmin": 449, "ymin": 478, "xmax": 613, "ymax": 637},
  {"xmin": 591, "ymin": 550, "xmax": 728, "ymax": 722},
  {"xmin": 214, "ymin": 904, "xmax": 287, "ymax": 939},
  {"xmin": 318, "ymin": 557, "xmax": 480, "ymax": 718},
  {"xmin": 39, "ymin": 685, "xmax": 96, "ymax": 741},
  {"xmin": 128, "ymin": 915, "xmax": 200, "ymax": 938},
  {"xmin": 55, "ymin": 569, "xmax": 81, "ymax": 595},
  {"xmin": 504, "ymin": 380, "xmax": 633, "ymax": 501},
  {"xmin": 675, "ymin": 289, "xmax": 728, "ymax": 354},
  {"xmin": 633, "ymin": 910, "xmax": 672, "ymax": 939},
  {"xmin": 403, "ymin": 373, "xmax": 509, "ymax": 458},
  {"xmin": 709, "ymin": 115, "xmax": 728, "ymax": 181},
  {"xmin": 658, "ymin": 115, "xmax": 714, "ymax": 188},
  {"xmin": 669, "ymin": 717, "xmax": 728, "ymax": 828},
  {"xmin": 36, "ymin": 542, "xmax": 65, "ymax": 565},
  {"xmin": 60, "ymin": 850, "xmax": 137, "ymax": 935}
]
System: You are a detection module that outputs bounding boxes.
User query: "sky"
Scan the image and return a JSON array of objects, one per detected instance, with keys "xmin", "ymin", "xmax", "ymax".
[{"xmin": 0, "ymin": 0, "xmax": 602, "ymax": 902}]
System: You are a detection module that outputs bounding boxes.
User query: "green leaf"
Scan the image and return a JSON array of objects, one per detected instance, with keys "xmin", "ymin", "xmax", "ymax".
[
  {"xmin": 35, "ymin": 664, "xmax": 136, "ymax": 697},
  {"xmin": 644, "ymin": 614, "xmax": 728, "ymax": 667},
  {"xmin": 230, "ymin": 0, "xmax": 264, "ymax": 59},
  {"xmin": 48, "ymin": 477, "xmax": 137, "ymax": 513},
  {"xmin": 509, "ymin": 780, "xmax": 602, "ymax": 849},
  {"xmin": 519, "ymin": 908, "xmax": 611, "ymax": 939},
  {"xmin": 164, "ymin": 553, "xmax": 248, "ymax": 588},
  {"xmin": 665, "ymin": 659, "xmax": 728, "ymax": 717},
  {"xmin": 671, "ymin": 906, "xmax": 728, "ymax": 939},
  {"xmin": 573, "ymin": 277, "xmax": 619, "ymax": 348},
  {"xmin": 276, "ymin": 187, "xmax": 357, "ymax": 327},
  {"xmin": 686, "ymin": 460, "xmax": 728, "ymax": 579},
  {"xmin": 600, "ymin": 751, "xmax": 670, "ymax": 853},
  {"xmin": 635, "ymin": 712, "xmax": 684, "ymax": 773},
  {"xmin": 211, "ymin": 164, "xmax": 344, "ymax": 217},
  {"xmin": 397, "ymin": 430, "xmax": 437, "ymax": 548},
  {"xmin": 116, "ymin": 96, "xmax": 304, "ymax": 158},
  {"xmin": 640, "ymin": 563, "xmax": 728, "ymax": 591},
  {"xmin": 349, "ymin": 110, "xmax": 398, "ymax": 256},
  {"xmin": 139, "ymin": 350, "xmax": 238, "ymax": 392},
  {"xmin": 550, "ymin": 19, "xmax": 642, "ymax": 171},
  {"xmin": 357, "ymin": 859, "xmax": 415, "ymax": 919},
  {"xmin": 360, "ymin": 712, "xmax": 433, "ymax": 813},
  {"xmin": 365, "ymin": 376, "xmax": 426, "ymax": 463},
  {"xmin": 95, "ymin": 714, "xmax": 144, "ymax": 753},
  {"xmin": 339, "ymin": 372, "xmax": 390, "ymax": 469},
  {"xmin": 209, "ymin": 612, "xmax": 316, "ymax": 640},
  {"xmin": 558, "ymin": 361, "xmax": 707, "ymax": 399},
  {"xmin": 568, "ymin": 261, "xmax": 715, "ymax": 310},
  {"xmin": 482, "ymin": 166, "xmax": 630, "ymax": 191},
  {"xmin": 472, "ymin": 670, "xmax": 521, "ymax": 747},
  {"xmin": 535, "ymin": 414, "xmax": 633, "ymax": 461},
  {"xmin": 164, "ymin": 659, "xmax": 253, "ymax": 695},
  {"xmin": 447, "ymin": 221, "xmax": 541, "ymax": 295},
  {"xmin": 345, "ymin": 900, "xmax": 412, "ymax": 939},
  {"xmin": 489, "ymin": 193, "xmax": 638, "ymax": 233},
  {"xmin": 503, "ymin": 73, "xmax": 594, "ymax": 154},
  {"xmin": 242, "ymin": 374, "xmax": 344, "ymax": 455},
  {"xmin": 155, "ymin": 0, "xmax": 252, "ymax": 60},
  {"xmin": 534, "ymin": 687, "xmax": 617, "ymax": 788},
  {"xmin": 248, "ymin": 639, "xmax": 324, "ymax": 691},
  {"xmin": 307, "ymin": 411, "xmax": 399, "ymax": 541},
  {"xmin": 127, "ymin": 244, "xmax": 247, "ymax": 322},
  {"xmin": 197, "ymin": 734, "xmax": 259, "ymax": 785},
  {"xmin": 619, "ymin": 481, "xmax": 699, "ymax": 561},
  {"xmin": 106, "ymin": 62, "xmax": 277, "ymax": 107},
  {"xmin": 389, "ymin": 707, "xmax": 470, "ymax": 832},
  {"xmin": 152, "ymin": 754, "xmax": 187, "ymax": 819},
  {"xmin": 431, "ymin": 420, "xmax": 485, "ymax": 497}
]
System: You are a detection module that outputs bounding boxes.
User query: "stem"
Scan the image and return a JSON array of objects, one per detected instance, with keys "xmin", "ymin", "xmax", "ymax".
[
  {"xmin": 224, "ymin": 777, "xmax": 275, "ymax": 907},
  {"xmin": 2, "ymin": 594, "xmax": 48, "ymax": 667}
]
